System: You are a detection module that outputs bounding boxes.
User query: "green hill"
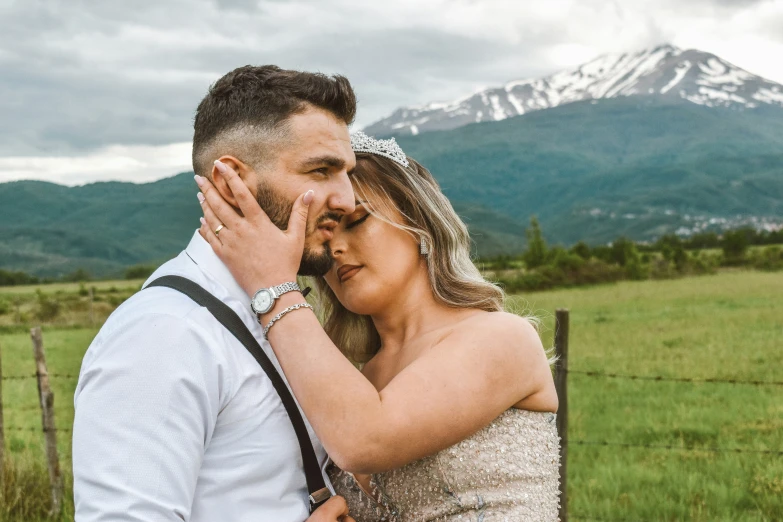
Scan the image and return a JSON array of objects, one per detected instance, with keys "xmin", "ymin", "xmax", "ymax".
[
  {"xmin": 398, "ymin": 98, "xmax": 783, "ymax": 245},
  {"xmin": 2, "ymin": 98, "xmax": 782, "ymax": 278}
]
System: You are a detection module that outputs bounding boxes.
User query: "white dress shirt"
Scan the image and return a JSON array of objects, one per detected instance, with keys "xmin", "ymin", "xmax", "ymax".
[{"xmin": 73, "ymin": 231, "xmax": 329, "ymax": 522}]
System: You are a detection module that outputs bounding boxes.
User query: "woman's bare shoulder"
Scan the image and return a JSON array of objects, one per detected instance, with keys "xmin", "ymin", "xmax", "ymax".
[{"xmin": 448, "ymin": 310, "xmax": 544, "ymax": 354}]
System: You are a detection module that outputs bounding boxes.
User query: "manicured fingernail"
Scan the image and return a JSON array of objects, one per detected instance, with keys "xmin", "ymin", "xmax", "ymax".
[
  {"xmin": 200, "ymin": 217, "xmax": 206, "ymax": 226},
  {"xmin": 214, "ymin": 160, "xmax": 227, "ymax": 173},
  {"xmin": 194, "ymin": 174, "xmax": 204, "ymax": 187},
  {"xmin": 303, "ymin": 190, "xmax": 314, "ymax": 205},
  {"xmin": 197, "ymin": 192, "xmax": 205, "ymax": 204}
]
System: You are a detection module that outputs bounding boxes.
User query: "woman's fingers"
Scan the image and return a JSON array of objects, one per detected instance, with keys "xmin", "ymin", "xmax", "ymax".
[
  {"xmin": 286, "ymin": 190, "xmax": 314, "ymax": 244},
  {"xmin": 198, "ymin": 192, "xmax": 229, "ymax": 241},
  {"xmin": 199, "ymin": 217, "xmax": 224, "ymax": 252},
  {"xmin": 195, "ymin": 174, "xmax": 246, "ymax": 231},
  {"xmin": 213, "ymin": 160, "xmax": 268, "ymax": 222}
]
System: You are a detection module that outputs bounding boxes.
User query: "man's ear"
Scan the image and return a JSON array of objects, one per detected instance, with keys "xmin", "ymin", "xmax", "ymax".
[{"xmin": 210, "ymin": 156, "xmax": 257, "ymax": 210}]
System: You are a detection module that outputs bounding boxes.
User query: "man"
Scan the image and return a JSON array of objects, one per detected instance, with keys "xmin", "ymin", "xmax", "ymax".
[{"xmin": 72, "ymin": 65, "xmax": 358, "ymax": 521}]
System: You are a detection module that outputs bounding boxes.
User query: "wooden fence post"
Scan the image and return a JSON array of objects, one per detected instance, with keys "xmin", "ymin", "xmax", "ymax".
[
  {"xmin": 554, "ymin": 309, "xmax": 570, "ymax": 522},
  {"xmin": 30, "ymin": 327, "xmax": 63, "ymax": 515},
  {"xmin": 89, "ymin": 286, "xmax": 95, "ymax": 326}
]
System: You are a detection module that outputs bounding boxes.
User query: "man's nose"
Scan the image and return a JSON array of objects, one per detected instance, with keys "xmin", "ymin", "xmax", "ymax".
[{"xmin": 326, "ymin": 170, "xmax": 356, "ymax": 215}]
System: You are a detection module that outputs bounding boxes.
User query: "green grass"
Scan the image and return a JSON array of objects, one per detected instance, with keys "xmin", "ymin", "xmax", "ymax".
[
  {"xmin": 0, "ymin": 270, "xmax": 780, "ymax": 520},
  {"xmin": 514, "ymin": 270, "xmax": 782, "ymax": 521}
]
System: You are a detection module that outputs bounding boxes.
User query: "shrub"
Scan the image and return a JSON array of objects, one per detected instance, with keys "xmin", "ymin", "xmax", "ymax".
[
  {"xmin": 649, "ymin": 258, "xmax": 676, "ymax": 280},
  {"xmin": 751, "ymin": 245, "xmax": 783, "ymax": 271},
  {"xmin": 63, "ymin": 268, "xmax": 91, "ymax": 282},
  {"xmin": 125, "ymin": 264, "xmax": 157, "ymax": 280},
  {"xmin": 34, "ymin": 291, "xmax": 61, "ymax": 322},
  {"xmin": 108, "ymin": 295, "xmax": 127, "ymax": 307}
]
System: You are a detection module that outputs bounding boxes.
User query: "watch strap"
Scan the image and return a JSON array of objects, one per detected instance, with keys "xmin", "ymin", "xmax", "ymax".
[{"xmin": 271, "ymin": 281, "xmax": 300, "ymax": 298}]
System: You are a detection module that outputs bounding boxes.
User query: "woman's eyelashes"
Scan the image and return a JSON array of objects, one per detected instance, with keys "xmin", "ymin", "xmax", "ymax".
[{"xmin": 345, "ymin": 213, "xmax": 371, "ymax": 230}]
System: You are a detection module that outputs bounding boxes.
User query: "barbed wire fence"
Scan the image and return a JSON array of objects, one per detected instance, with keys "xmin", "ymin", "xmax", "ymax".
[
  {"xmin": 1, "ymin": 316, "xmax": 779, "ymax": 519},
  {"xmin": 0, "ymin": 327, "xmax": 69, "ymax": 515},
  {"xmin": 553, "ymin": 309, "xmax": 782, "ymax": 522}
]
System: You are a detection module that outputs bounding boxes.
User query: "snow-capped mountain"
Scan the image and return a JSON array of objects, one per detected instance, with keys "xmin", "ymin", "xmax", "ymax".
[{"xmin": 364, "ymin": 44, "xmax": 783, "ymax": 137}]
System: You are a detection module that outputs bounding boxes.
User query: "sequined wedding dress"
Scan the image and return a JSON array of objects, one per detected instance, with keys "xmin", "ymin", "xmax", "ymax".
[{"xmin": 328, "ymin": 408, "xmax": 560, "ymax": 521}]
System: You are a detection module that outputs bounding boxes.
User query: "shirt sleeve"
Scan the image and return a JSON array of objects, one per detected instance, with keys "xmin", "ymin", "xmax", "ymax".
[{"xmin": 73, "ymin": 311, "xmax": 224, "ymax": 522}]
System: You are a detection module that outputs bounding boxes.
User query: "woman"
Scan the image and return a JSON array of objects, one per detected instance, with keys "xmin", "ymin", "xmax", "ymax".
[{"xmin": 197, "ymin": 132, "xmax": 560, "ymax": 521}]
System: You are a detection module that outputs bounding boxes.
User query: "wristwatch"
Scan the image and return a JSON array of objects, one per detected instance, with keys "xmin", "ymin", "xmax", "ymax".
[{"xmin": 250, "ymin": 282, "xmax": 301, "ymax": 316}]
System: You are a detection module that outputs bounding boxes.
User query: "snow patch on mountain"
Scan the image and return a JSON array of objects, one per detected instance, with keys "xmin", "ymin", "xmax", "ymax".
[{"xmin": 365, "ymin": 44, "xmax": 783, "ymax": 137}]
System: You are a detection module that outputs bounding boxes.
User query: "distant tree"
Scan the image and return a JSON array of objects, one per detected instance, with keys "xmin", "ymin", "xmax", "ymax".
[
  {"xmin": 523, "ymin": 216, "xmax": 548, "ymax": 269},
  {"xmin": 591, "ymin": 245, "xmax": 614, "ymax": 264},
  {"xmin": 609, "ymin": 237, "xmax": 635, "ymax": 266},
  {"xmin": 623, "ymin": 243, "xmax": 648, "ymax": 280},
  {"xmin": 0, "ymin": 269, "xmax": 39, "ymax": 286},
  {"xmin": 768, "ymin": 229, "xmax": 783, "ymax": 245},
  {"xmin": 722, "ymin": 229, "xmax": 749, "ymax": 264},
  {"xmin": 685, "ymin": 231, "xmax": 720, "ymax": 250},
  {"xmin": 672, "ymin": 246, "xmax": 688, "ymax": 271},
  {"xmin": 570, "ymin": 241, "xmax": 592, "ymax": 260},
  {"xmin": 656, "ymin": 234, "xmax": 688, "ymax": 271}
]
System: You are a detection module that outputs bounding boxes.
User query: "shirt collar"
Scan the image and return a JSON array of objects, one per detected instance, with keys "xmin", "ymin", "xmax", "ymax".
[{"xmin": 184, "ymin": 230, "xmax": 252, "ymax": 304}]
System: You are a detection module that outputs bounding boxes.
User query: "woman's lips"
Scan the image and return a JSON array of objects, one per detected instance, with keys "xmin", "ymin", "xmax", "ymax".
[{"xmin": 338, "ymin": 265, "xmax": 362, "ymax": 283}]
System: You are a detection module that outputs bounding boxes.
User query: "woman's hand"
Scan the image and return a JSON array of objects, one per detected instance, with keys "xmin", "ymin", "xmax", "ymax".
[{"xmin": 195, "ymin": 160, "xmax": 314, "ymax": 296}]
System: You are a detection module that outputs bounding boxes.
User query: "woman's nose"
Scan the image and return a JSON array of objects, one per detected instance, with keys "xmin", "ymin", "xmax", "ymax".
[{"xmin": 330, "ymin": 232, "xmax": 347, "ymax": 258}]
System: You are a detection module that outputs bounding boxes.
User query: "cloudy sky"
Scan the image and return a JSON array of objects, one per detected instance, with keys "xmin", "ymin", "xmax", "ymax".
[{"xmin": 2, "ymin": 0, "xmax": 782, "ymax": 185}]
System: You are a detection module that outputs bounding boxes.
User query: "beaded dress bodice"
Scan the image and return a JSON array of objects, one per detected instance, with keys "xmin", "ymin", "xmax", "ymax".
[{"xmin": 328, "ymin": 408, "xmax": 560, "ymax": 522}]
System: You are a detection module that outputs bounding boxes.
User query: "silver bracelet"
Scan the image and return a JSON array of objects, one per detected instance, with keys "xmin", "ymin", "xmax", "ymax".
[{"xmin": 262, "ymin": 303, "xmax": 314, "ymax": 339}]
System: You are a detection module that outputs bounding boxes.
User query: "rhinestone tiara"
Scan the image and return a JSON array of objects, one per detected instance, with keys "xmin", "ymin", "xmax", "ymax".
[{"xmin": 350, "ymin": 131, "xmax": 410, "ymax": 168}]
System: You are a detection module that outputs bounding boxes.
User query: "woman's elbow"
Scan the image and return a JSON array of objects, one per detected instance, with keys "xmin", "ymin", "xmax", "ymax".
[
  {"xmin": 329, "ymin": 444, "xmax": 379, "ymax": 475},
  {"xmin": 327, "ymin": 439, "xmax": 390, "ymax": 475}
]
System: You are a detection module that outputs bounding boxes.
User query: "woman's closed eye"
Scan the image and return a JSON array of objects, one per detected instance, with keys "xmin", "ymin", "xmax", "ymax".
[{"xmin": 346, "ymin": 213, "xmax": 371, "ymax": 230}]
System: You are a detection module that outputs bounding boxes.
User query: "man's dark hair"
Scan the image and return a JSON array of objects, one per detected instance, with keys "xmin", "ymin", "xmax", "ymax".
[{"xmin": 192, "ymin": 65, "xmax": 357, "ymax": 177}]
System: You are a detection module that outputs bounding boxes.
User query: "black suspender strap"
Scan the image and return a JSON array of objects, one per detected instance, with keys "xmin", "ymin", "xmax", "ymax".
[{"xmin": 146, "ymin": 275, "xmax": 331, "ymax": 514}]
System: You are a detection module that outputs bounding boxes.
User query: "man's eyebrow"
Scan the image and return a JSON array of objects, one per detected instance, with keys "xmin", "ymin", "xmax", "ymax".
[{"xmin": 299, "ymin": 155, "xmax": 347, "ymax": 170}]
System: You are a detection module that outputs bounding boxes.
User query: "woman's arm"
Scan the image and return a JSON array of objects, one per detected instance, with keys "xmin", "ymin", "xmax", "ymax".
[{"xmin": 195, "ymin": 166, "xmax": 552, "ymax": 474}]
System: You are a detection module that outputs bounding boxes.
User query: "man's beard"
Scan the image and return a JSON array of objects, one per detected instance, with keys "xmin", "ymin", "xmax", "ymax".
[{"xmin": 255, "ymin": 180, "xmax": 337, "ymax": 276}]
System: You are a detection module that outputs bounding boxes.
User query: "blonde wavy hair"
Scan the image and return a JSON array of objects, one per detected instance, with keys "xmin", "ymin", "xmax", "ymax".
[{"xmin": 312, "ymin": 152, "xmax": 537, "ymax": 364}]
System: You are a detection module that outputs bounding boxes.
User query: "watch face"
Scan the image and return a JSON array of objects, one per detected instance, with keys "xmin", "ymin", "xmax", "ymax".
[{"xmin": 252, "ymin": 289, "xmax": 274, "ymax": 314}]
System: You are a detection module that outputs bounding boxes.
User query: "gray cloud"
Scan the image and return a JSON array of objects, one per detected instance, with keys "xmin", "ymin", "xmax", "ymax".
[{"xmin": 1, "ymin": 0, "xmax": 782, "ymax": 160}]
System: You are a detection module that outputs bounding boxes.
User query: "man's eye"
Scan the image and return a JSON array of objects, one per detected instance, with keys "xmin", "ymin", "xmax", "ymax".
[
  {"xmin": 346, "ymin": 213, "xmax": 371, "ymax": 230},
  {"xmin": 311, "ymin": 167, "xmax": 329, "ymax": 175}
]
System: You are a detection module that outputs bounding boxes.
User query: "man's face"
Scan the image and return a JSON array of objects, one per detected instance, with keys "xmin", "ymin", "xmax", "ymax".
[{"xmin": 252, "ymin": 107, "xmax": 356, "ymax": 276}]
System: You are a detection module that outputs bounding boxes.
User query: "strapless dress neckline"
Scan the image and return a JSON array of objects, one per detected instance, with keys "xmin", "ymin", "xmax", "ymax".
[{"xmin": 328, "ymin": 408, "xmax": 561, "ymax": 521}]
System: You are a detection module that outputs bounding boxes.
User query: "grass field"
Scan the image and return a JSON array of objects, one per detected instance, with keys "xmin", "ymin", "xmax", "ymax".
[{"xmin": 0, "ymin": 270, "xmax": 780, "ymax": 520}]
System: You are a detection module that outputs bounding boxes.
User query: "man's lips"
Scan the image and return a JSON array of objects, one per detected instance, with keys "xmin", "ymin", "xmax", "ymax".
[
  {"xmin": 337, "ymin": 264, "xmax": 362, "ymax": 283},
  {"xmin": 317, "ymin": 227, "xmax": 334, "ymax": 240},
  {"xmin": 317, "ymin": 220, "xmax": 338, "ymax": 240}
]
